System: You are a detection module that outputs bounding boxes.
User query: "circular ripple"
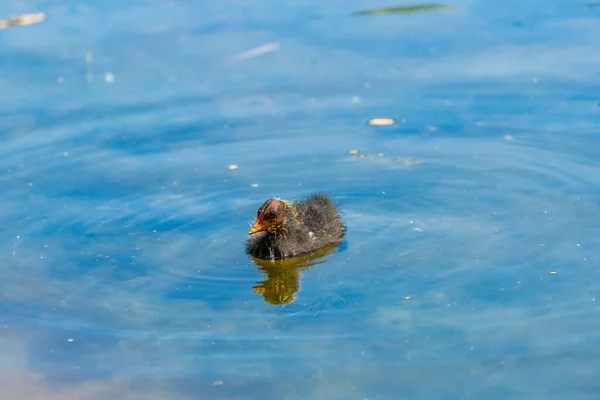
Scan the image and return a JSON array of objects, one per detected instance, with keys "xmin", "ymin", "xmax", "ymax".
[{"xmin": 2, "ymin": 96, "xmax": 600, "ymax": 373}]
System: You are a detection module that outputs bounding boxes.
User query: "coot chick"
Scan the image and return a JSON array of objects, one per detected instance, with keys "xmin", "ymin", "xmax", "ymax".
[{"xmin": 246, "ymin": 192, "xmax": 345, "ymax": 260}]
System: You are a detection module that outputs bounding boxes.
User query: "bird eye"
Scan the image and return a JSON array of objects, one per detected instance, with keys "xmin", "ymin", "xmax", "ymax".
[{"xmin": 269, "ymin": 212, "xmax": 276, "ymax": 218}]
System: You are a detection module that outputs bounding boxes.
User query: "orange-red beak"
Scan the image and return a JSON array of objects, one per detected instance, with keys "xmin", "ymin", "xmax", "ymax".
[{"xmin": 249, "ymin": 219, "xmax": 265, "ymax": 234}]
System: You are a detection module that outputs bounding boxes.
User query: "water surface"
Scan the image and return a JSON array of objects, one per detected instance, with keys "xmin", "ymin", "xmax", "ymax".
[{"xmin": 1, "ymin": 0, "xmax": 600, "ymax": 398}]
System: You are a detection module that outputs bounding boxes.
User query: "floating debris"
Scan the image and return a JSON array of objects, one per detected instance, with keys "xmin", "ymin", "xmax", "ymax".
[
  {"xmin": 0, "ymin": 12, "xmax": 46, "ymax": 29},
  {"xmin": 348, "ymin": 149, "xmax": 359, "ymax": 154},
  {"xmin": 67, "ymin": 338, "xmax": 74, "ymax": 343},
  {"xmin": 397, "ymin": 157, "xmax": 420, "ymax": 165},
  {"xmin": 367, "ymin": 117, "xmax": 395, "ymax": 126},
  {"xmin": 232, "ymin": 42, "xmax": 280, "ymax": 61},
  {"xmin": 251, "ymin": 183, "xmax": 259, "ymax": 188},
  {"xmin": 404, "ymin": 296, "xmax": 412, "ymax": 300},
  {"xmin": 353, "ymin": 3, "xmax": 453, "ymax": 16},
  {"xmin": 504, "ymin": 134, "xmax": 515, "ymax": 141},
  {"xmin": 541, "ymin": 210, "xmax": 548, "ymax": 214},
  {"xmin": 104, "ymin": 73, "xmax": 115, "ymax": 83},
  {"xmin": 549, "ymin": 270, "xmax": 557, "ymax": 275},
  {"xmin": 228, "ymin": 164, "xmax": 239, "ymax": 170}
]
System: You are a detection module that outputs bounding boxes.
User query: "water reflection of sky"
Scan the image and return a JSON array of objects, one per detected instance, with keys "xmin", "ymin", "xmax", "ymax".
[{"xmin": 1, "ymin": 0, "xmax": 600, "ymax": 398}]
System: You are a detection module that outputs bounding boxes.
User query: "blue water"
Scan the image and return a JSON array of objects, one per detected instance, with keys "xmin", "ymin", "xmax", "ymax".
[{"xmin": 1, "ymin": 0, "xmax": 600, "ymax": 398}]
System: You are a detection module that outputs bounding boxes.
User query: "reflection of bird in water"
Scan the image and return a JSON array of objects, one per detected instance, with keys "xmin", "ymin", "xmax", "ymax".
[
  {"xmin": 251, "ymin": 245, "xmax": 338, "ymax": 305},
  {"xmin": 246, "ymin": 193, "xmax": 345, "ymax": 260}
]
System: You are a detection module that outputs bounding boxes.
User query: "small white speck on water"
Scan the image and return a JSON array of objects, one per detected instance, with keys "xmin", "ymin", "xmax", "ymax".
[
  {"xmin": 348, "ymin": 149, "xmax": 359, "ymax": 154},
  {"xmin": 16, "ymin": 236, "xmax": 20, "ymax": 239},
  {"xmin": 409, "ymin": 221, "xmax": 413, "ymax": 224},
  {"xmin": 104, "ymin": 73, "xmax": 115, "ymax": 83},
  {"xmin": 542, "ymin": 210, "xmax": 548, "ymax": 214},
  {"xmin": 368, "ymin": 117, "xmax": 395, "ymax": 126},
  {"xmin": 577, "ymin": 244, "xmax": 581, "ymax": 247},
  {"xmin": 67, "ymin": 338, "xmax": 74, "ymax": 343},
  {"xmin": 63, "ymin": 151, "xmax": 69, "ymax": 157},
  {"xmin": 227, "ymin": 164, "xmax": 238, "ymax": 170},
  {"xmin": 352, "ymin": 96, "xmax": 360, "ymax": 103},
  {"xmin": 251, "ymin": 183, "xmax": 259, "ymax": 187},
  {"xmin": 382, "ymin": 191, "xmax": 385, "ymax": 195},
  {"xmin": 232, "ymin": 42, "xmax": 279, "ymax": 61}
]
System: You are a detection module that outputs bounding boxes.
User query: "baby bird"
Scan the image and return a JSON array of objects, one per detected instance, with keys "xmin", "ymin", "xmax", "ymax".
[{"xmin": 246, "ymin": 192, "xmax": 345, "ymax": 260}]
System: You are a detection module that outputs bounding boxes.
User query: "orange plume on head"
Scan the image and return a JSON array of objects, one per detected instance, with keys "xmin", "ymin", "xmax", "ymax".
[{"xmin": 249, "ymin": 198, "xmax": 292, "ymax": 235}]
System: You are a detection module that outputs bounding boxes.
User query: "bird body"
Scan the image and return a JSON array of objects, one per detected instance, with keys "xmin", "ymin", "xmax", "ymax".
[{"xmin": 246, "ymin": 193, "xmax": 345, "ymax": 260}]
